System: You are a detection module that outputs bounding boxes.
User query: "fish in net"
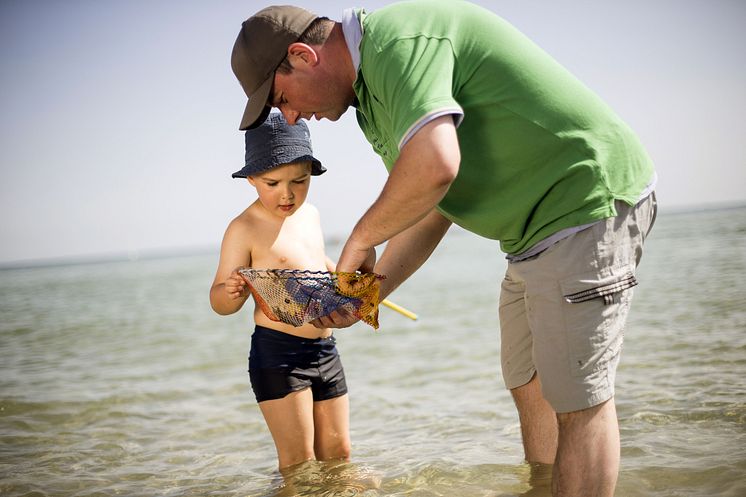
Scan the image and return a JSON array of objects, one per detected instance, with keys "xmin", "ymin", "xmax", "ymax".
[{"xmin": 239, "ymin": 269, "xmax": 385, "ymax": 329}]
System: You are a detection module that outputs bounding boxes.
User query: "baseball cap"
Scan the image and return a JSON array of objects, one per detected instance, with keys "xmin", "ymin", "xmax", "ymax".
[
  {"xmin": 231, "ymin": 5, "xmax": 317, "ymax": 130},
  {"xmin": 232, "ymin": 112, "xmax": 326, "ymax": 178}
]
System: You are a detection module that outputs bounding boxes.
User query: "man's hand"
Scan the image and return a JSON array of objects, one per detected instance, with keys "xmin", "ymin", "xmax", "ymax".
[
  {"xmin": 311, "ymin": 244, "xmax": 375, "ymax": 329},
  {"xmin": 336, "ymin": 242, "xmax": 376, "ymax": 275},
  {"xmin": 310, "ymin": 307, "xmax": 361, "ymax": 329}
]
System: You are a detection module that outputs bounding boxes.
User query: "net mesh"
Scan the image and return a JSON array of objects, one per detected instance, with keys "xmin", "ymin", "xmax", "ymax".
[{"xmin": 239, "ymin": 269, "xmax": 385, "ymax": 329}]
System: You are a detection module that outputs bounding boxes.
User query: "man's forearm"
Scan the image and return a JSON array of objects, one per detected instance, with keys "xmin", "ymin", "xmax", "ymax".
[
  {"xmin": 375, "ymin": 209, "xmax": 452, "ymax": 299},
  {"xmin": 339, "ymin": 116, "xmax": 460, "ymax": 273}
]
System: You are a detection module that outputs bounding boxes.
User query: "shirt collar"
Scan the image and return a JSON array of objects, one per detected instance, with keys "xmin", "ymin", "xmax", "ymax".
[{"xmin": 341, "ymin": 8, "xmax": 364, "ymax": 73}]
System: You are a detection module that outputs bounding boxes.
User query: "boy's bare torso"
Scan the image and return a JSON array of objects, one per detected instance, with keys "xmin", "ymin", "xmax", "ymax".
[{"xmin": 239, "ymin": 201, "xmax": 332, "ymax": 339}]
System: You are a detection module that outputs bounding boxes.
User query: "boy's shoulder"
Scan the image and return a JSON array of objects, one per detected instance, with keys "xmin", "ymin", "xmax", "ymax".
[
  {"xmin": 224, "ymin": 201, "xmax": 322, "ymax": 243},
  {"xmin": 223, "ymin": 201, "xmax": 265, "ymax": 239}
]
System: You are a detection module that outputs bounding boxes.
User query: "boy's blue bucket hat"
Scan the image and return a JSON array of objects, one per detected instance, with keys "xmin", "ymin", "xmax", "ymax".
[{"xmin": 232, "ymin": 113, "xmax": 326, "ymax": 178}]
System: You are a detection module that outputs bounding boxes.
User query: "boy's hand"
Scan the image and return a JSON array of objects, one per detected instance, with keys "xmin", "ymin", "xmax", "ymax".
[{"xmin": 224, "ymin": 268, "xmax": 249, "ymax": 300}]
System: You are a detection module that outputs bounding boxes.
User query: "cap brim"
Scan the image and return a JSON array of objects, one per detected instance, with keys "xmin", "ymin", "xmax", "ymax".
[{"xmin": 239, "ymin": 76, "xmax": 273, "ymax": 131}]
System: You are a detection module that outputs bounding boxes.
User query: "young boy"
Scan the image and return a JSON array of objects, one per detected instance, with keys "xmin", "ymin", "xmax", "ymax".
[{"xmin": 209, "ymin": 113, "xmax": 350, "ymax": 470}]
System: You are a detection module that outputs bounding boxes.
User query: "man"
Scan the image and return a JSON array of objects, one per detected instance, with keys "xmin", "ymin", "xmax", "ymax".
[{"xmin": 230, "ymin": 2, "xmax": 657, "ymax": 495}]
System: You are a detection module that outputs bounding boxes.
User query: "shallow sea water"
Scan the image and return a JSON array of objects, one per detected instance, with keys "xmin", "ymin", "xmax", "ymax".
[{"xmin": 1, "ymin": 206, "xmax": 745, "ymax": 496}]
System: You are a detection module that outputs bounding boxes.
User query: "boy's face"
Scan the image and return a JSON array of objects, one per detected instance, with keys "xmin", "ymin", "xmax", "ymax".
[{"xmin": 248, "ymin": 161, "xmax": 313, "ymax": 218}]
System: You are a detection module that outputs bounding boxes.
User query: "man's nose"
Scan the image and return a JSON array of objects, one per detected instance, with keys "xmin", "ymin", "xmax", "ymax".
[{"xmin": 280, "ymin": 107, "xmax": 301, "ymax": 125}]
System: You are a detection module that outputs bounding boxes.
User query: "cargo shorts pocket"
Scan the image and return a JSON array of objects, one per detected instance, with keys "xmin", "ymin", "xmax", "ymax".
[
  {"xmin": 563, "ymin": 270, "xmax": 638, "ymax": 305},
  {"xmin": 559, "ymin": 265, "xmax": 637, "ymax": 377}
]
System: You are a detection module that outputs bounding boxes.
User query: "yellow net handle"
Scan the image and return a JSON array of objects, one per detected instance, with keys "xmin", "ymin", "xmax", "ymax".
[{"xmin": 381, "ymin": 299, "xmax": 418, "ymax": 321}]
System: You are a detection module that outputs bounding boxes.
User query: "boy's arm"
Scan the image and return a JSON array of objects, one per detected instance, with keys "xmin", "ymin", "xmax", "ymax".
[{"xmin": 209, "ymin": 219, "xmax": 253, "ymax": 315}]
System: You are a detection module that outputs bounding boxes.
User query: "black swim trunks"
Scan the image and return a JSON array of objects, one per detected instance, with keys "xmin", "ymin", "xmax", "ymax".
[{"xmin": 248, "ymin": 325, "xmax": 348, "ymax": 403}]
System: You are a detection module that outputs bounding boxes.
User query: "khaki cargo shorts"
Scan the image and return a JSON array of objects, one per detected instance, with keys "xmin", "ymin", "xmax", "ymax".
[{"xmin": 499, "ymin": 193, "xmax": 657, "ymax": 413}]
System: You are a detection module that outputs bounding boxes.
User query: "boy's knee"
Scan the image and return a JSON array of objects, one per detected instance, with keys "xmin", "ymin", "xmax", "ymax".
[
  {"xmin": 278, "ymin": 449, "xmax": 316, "ymax": 470},
  {"xmin": 319, "ymin": 439, "xmax": 351, "ymax": 461}
]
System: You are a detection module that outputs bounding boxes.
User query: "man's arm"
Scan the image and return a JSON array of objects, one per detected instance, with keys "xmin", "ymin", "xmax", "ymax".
[
  {"xmin": 375, "ymin": 208, "xmax": 452, "ymax": 300},
  {"xmin": 311, "ymin": 208, "xmax": 452, "ymax": 329},
  {"xmin": 336, "ymin": 114, "xmax": 460, "ymax": 274},
  {"xmin": 310, "ymin": 115, "xmax": 459, "ymax": 329}
]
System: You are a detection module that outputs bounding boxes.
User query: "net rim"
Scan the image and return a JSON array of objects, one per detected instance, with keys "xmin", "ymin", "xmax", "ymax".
[{"xmin": 238, "ymin": 268, "xmax": 385, "ymax": 282}]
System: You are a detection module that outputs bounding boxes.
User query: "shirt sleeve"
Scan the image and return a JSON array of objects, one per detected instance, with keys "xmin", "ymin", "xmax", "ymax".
[{"xmin": 362, "ymin": 36, "xmax": 464, "ymax": 150}]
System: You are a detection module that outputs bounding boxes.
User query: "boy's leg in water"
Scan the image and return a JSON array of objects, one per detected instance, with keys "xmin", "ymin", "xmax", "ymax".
[
  {"xmin": 259, "ymin": 388, "xmax": 316, "ymax": 469},
  {"xmin": 313, "ymin": 393, "xmax": 351, "ymax": 461}
]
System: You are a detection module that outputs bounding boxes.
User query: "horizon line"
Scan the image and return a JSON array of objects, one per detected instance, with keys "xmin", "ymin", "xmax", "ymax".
[{"xmin": 1, "ymin": 200, "xmax": 744, "ymax": 270}]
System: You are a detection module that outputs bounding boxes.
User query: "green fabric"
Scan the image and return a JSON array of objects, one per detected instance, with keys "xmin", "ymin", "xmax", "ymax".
[{"xmin": 352, "ymin": 0, "xmax": 655, "ymax": 255}]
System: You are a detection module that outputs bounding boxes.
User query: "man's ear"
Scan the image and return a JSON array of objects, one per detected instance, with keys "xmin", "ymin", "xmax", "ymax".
[{"xmin": 286, "ymin": 42, "xmax": 319, "ymax": 67}]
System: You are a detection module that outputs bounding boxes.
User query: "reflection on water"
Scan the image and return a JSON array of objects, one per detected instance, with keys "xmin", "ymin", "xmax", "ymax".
[
  {"xmin": 520, "ymin": 463, "xmax": 553, "ymax": 497},
  {"xmin": 1, "ymin": 206, "xmax": 745, "ymax": 496},
  {"xmin": 265, "ymin": 460, "xmax": 383, "ymax": 497},
  {"xmin": 255, "ymin": 460, "xmax": 552, "ymax": 497}
]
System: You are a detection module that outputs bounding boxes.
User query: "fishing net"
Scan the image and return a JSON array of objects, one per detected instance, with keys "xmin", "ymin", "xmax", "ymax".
[{"xmin": 239, "ymin": 269, "xmax": 385, "ymax": 329}]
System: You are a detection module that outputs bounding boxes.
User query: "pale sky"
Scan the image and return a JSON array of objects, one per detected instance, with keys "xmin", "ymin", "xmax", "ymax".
[{"xmin": 1, "ymin": 0, "xmax": 744, "ymax": 264}]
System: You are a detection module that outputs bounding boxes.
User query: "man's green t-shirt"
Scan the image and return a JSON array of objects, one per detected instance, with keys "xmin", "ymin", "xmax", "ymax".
[{"xmin": 352, "ymin": 0, "xmax": 655, "ymax": 255}]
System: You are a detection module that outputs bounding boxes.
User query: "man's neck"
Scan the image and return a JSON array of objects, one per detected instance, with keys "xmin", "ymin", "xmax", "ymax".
[{"xmin": 324, "ymin": 23, "xmax": 357, "ymax": 100}]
